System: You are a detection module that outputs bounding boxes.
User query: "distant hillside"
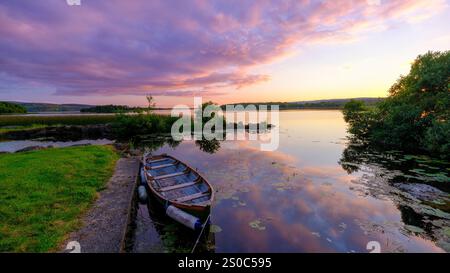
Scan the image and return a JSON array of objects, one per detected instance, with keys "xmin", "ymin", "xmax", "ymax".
[
  {"xmin": 7, "ymin": 102, "xmax": 93, "ymax": 113},
  {"xmin": 81, "ymin": 105, "xmax": 142, "ymax": 113},
  {"xmin": 8, "ymin": 97, "xmax": 385, "ymax": 112},
  {"xmin": 222, "ymin": 97, "xmax": 384, "ymax": 110},
  {"xmin": 292, "ymin": 97, "xmax": 383, "ymax": 105},
  {"xmin": 0, "ymin": 102, "xmax": 27, "ymax": 114}
]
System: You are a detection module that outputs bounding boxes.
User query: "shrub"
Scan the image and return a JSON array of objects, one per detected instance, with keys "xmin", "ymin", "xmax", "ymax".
[{"xmin": 113, "ymin": 113, "xmax": 178, "ymax": 140}]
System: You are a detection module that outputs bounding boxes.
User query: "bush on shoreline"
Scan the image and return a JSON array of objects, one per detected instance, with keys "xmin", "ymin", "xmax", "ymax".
[
  {"xmin": 343, "ymin": 51, "xmax": 450, "ymax": 158},
  {"xmin": 113, "ymin": 113, "xmax": 179, "ymax": 140}
]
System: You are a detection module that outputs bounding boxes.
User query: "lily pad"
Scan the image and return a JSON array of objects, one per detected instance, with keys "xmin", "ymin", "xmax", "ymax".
[
  {"xmin": 400, "ymin": 174, "xmax": 418, "ymax": 180},
  {"xmin": 210, "ymin": 225, "xmax": 223, "ymax": 233},
  {"xmin": 340, "ymin": 161, "xmax": 361, "ymax": 167},
  {"xmin": 444, "ymin": 227, "xmax": 450, "ymax": 237},
  {"xmin": 249, "ymin": 220, "xmax": 266, "ymax": 231},
  {"xmin": 431, "ymin": 199, "xmax": 446, "ymax": 205},
  {"xmin": 404, "ymin": 225, "xmax": 425, "ymax": 234},
  {"xmin": 238, "ymin": 201, "xmax": 247, "ymax": 206},
  {"xmin": 240, "ymin": 187, "xmax": 250, "ymax": 193},
  {"xmin": 421, "ymin": 207, "xmax": 450, "ymax": 219},
  {"xmin": 410, "ymin": 169, "xmax": 426, "ymax": 174},
  {"xmin": 390, "ymin": 159, "xmax": 404, "ymax": 163},
  {"xmin": 428, "ymin": 172, "xmax": 449, "ymax": 182},
  {"xmin": 339, "ymin": 222, "xmax": 347, "ymax": 231}
]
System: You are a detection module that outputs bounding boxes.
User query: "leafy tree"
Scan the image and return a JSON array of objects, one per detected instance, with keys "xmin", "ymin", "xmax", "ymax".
[
  {"xmin": 0, "ymin": 102, "xmax": 27, "ymax": 114},
  {"xmin": 424, "ymin": 120, "xmax": 450, "ymax": 156},
  {"xmin": 343, "ymin": 51, "xmax": 450, "ymax": 158},
  {"xmin": 342, "ymin": 99, "xmax": 377, "ymax": 138},
  {"xmin": 342, "ymin": 99, "xmax": 366, "ymax": 123}
]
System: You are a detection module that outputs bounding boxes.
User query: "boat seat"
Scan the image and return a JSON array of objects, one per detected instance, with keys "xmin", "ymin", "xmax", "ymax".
[
  {"xmin": 158, "ymin": 180, "xmax": 200, "ymax": 192},
  {"xmin": 147, "ymin": 158, "xmax": 168, "ymax": 163},
  {"xmin": 149, "ymin": 162, "xmax": 177, "ymax": 170},
  {"xmin": 154, "ymin": 171, "xmax": 187, "ymax": 180},
  {"xmin": 194, "ymin": 200, "xmax": 211, "ymax": 206},
  {"xmin": 173, "ymin": 192, "xmax": 210, "ymax": 203}
]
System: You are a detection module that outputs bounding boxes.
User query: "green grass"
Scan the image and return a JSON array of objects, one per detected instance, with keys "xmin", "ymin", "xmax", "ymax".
[
  {"xmin": 0, "ymin": 145, "xmax": 119, "ymax": 252},
  {"xmin": 0, "ymin": 115, "xmax": 117, "ymax": 127},
  {"xmin": 0, "ymin": 124, "xmax": 49, "ymax": 134}
]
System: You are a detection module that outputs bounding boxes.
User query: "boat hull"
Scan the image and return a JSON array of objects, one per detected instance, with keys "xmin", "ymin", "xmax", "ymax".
[
  {"xmin": 146, "ymin": 185, "xmax": 211, "ymax": 218},
  {"xmin": 142, "ymin": 154, "xmax": 213, "ymax": 220}
]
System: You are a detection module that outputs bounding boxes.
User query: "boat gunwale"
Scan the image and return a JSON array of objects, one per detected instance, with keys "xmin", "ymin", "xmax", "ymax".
[{"xmin": 143, "ymin": 154, "xmax": 214, "ymax": 210}]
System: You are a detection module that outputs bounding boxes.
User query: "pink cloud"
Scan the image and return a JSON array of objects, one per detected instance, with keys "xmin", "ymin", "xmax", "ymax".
[{"xmin": 0, "ymin": 0, "xmax": 446, "ymax": 98}]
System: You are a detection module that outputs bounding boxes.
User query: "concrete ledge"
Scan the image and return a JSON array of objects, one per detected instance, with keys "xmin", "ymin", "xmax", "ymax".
[{"xmin": 62, "ymin": 156, "xmax": 140, "ymax": 253}]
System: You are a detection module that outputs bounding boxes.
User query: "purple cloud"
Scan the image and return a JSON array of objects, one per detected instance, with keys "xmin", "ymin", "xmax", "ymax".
[{"xmin": 0, "ymin": 0, "xmax": 445, "ymax": 97}]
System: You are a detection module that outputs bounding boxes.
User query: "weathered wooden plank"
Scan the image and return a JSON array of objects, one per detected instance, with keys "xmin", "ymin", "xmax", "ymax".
[
  {"xmin": 150, "ymin": 163, "xmax": 176, "ymax": 170},
  {"xmin": 159, "ymin": 181, "xmax": 199, "ymax": 192},
  {"xmin": 194, "ymin": 200, "xmax": 211, "ymax": 206},
  {"xmin": 148, "ymin": 158, "xmax": 168, "ymax": 164},
  {"xmin": 154, "ymin": 171, "xmax": 185, "ymax": 180},
  {"xmin": 174, "ymin": 192, "xmax": 210, "ymax": 203}
]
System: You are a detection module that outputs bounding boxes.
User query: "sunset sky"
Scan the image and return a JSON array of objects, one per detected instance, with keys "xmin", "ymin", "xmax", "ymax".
[{"xmin": 0, "ymin": 0, "xmax": 449, "ymax": 107}]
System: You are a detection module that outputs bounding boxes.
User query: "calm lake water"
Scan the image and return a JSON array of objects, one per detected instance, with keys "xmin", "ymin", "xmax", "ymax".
[{"xmin": 128, "ymin": 110, "xmax": 450, "ymax": 253}]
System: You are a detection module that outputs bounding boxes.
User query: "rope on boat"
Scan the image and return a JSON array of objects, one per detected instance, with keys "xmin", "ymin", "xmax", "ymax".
[{"xmin": 191, "ymin": 214, "xmax": 211, "ymax": 253}]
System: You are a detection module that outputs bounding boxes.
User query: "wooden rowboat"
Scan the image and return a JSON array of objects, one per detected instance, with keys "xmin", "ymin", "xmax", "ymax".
[{"xmin": 142, "ymin": 153, "xmax": 214, "ymax": 219}]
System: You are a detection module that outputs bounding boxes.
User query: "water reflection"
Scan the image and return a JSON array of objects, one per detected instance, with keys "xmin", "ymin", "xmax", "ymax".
[
  {"xmin": 134, "ymin": 135, "xmax": 181, "ymax": 152},
  {"xmin": 195, "ymin": 138, "xmax": 221, "ymax": 154},
  {"xmin": 128, "ymin": 110, "xmax": 449, "ymax": 253},
  {"xmin": 338, "ymin": 138, "xmax": 450, "ymax": 251},
  {"xmin": 127, "ymin": 199, "xmax": 216, "ymax": 253}
]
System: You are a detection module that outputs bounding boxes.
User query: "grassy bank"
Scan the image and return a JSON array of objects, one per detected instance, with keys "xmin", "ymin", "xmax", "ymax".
[
  {"xmin": 0, "ymin": 145, "xmax": 119, "ymax": 252},
  {"xmin": 0, "ymin": 115, "xmax": 117, "ymax": 127},
  {"xmin": 0, "ymin": 124, "xmax": 48, "ymax": 134}
]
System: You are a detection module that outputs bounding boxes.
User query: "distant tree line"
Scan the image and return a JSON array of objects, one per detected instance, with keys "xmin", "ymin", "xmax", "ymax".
[
  {"xmin": 343, "ymin": 51, "xmax": 450, "ymax": 158},
  {"xmin": 0, "ymin": 102, "xmax": 27, "ymax": 114},
  {"xmin": 80, "ymin": 105, "xmax": 143, "ymax": 113},
  {"xmin": 222, "ymin": 99, "xmax": 382, "ymax": 110}
]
